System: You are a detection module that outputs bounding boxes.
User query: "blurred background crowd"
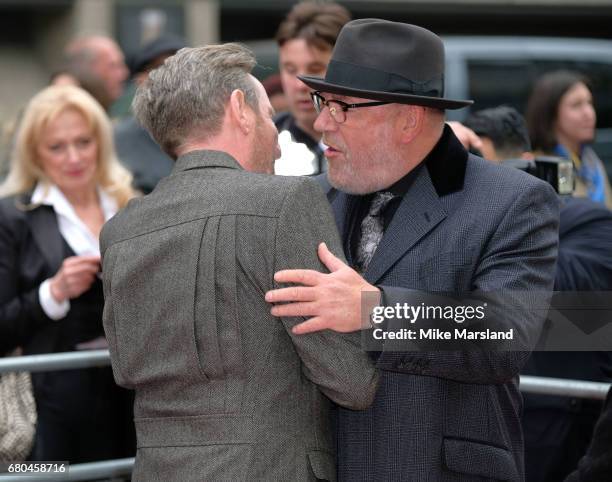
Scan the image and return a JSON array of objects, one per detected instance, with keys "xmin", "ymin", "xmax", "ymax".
[{"xmin": 1, "ymin": 1, "xmax": 612, "ymax": 481}]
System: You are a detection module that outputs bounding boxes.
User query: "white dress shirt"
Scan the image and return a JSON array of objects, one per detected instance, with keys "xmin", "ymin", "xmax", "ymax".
[{"xmin": 32, "ymin": 182, "xmax": 118, "ymax": 320}]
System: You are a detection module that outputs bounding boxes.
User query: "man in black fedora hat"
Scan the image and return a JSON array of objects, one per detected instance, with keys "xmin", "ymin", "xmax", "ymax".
[{"xmin": 266, "ymin": 19, "xmax": 559, "ymax": 481}]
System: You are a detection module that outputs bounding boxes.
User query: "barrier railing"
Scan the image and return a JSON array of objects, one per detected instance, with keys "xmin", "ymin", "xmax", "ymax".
[
  {"xmin": 0, "ymin": 350, "xmax": 610, "ymax": 481},
  {"xmin": 520, "ymin": 375, "xmax": 610, "ymax": 400},
  {"xmin": 2, "ymin": 350, "xmax": 610, "ymax": 400},
  {"xmin": 0, "ymin": 350, "xmax": 110, "ymax": 374},
  {"xmin": 0, "ymin": 458, "xmax": 134, "ymax": 481}
]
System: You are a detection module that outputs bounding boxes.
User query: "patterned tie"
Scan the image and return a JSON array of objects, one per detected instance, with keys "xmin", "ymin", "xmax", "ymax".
[{"xmin": 355, "ymin": 191, "xmax": 395, "ymax": 273}]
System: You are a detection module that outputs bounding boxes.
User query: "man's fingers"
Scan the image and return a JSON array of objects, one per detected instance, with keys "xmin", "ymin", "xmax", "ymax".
[
  {"xmin": 65, "ymin": 263, "xmax": 100, "ymax": 277},
  {"xmin": 66, "ymin": 273, "xmax": 96, "ymax": 289},
  {"xmin": 270, "ymin": 302, "xmax": 317, "ymax": 318},
  {"xmin": 274, "ymin": 269, "xmax": 321, "ymax": 285},
  {"xmin": 318, "ymin": 242, "xmax": 347, "ymax": 272},
  {"xmin": 65, "ymin": 254, "xmax": 101, "ymax": 265},
  {"xmin": 292, "ymin": 317, "xmax": 328, "ymax": 335},
  {"xmin": 265, "ymin": 286, "xmax": 316, "ymax": 303},
  {"xmin": 64, "ymin": 257, "xmax": 101, "ymax": 272}
]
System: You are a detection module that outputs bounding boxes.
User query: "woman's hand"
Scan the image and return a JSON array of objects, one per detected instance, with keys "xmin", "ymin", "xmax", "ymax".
[{"xmin": 49, "ymin": 254, "xmax": 101, "ymax": 302}]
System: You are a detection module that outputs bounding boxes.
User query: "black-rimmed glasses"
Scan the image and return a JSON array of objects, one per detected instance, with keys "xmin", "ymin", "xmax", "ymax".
[{"xmin": 310, "ymin": 91, "xmax": 390, "ymax": 124}]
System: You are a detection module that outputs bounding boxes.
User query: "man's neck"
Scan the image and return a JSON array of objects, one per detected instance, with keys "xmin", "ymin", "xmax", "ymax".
[{"xmin": 176, "ymin": 137, "xmax": 247, "ymax": 167}]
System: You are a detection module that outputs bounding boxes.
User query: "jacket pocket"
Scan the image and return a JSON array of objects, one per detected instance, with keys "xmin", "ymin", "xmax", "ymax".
[
  {"xmin": 135, "ymin": 444, "xmax": 253, "ymax": 482},
  {"xmin": 307, "ymin": 450, "xmax": 336, "ymax": 481},
  {"xmin": 443, "ymin": 437, "xmax": 519, "ymax": 481}
]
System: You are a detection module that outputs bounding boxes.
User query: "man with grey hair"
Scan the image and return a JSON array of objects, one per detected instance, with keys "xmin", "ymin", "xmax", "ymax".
[
  {"xmin": 63, "ymin": 35, "xmax": 128, "ymax": 110},
  {"xmin": 100, "ymin": 43, "xmax": 377, "ymax": 481}
]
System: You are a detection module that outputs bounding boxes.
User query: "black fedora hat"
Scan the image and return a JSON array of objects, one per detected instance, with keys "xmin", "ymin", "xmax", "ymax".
[
  {"xmin": 130, "ymin": 34, "xmax": 187, "ymax": 75},
  {"xmin": 299, "ymin": 19, "xmax": 472, "ymax": 110}
]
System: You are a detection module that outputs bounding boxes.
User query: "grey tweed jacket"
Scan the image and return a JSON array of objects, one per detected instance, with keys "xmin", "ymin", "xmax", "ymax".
[{"xmin": 100, "ymin": 150, "xmax": 378, "ymax": 482}]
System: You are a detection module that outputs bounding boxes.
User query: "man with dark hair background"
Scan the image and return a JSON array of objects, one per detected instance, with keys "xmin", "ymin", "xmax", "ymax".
[
  {"xmin": 464, "ymin": 105, "xmax": 533, "ymax": 162},
  {"xmin": 274, "ymin": 1, "xmax": 351, "ymax": 175}
]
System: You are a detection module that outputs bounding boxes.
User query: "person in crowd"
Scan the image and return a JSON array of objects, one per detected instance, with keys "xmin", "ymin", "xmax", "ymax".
[
  {"xmin": 63, "ymin": 35, "xmax": 129, "ymax": 112},
  {"xmin": 566, "ymin": 387, "xmax": 612, "ymax": 482},
  {"xmin": 265, "ymin": 19, "xmax": 559, "ymax": 481},
  {"xmin": 464, "ymin": 105, "xmax": 534, "ymax": 162},
  {"xmin": 114, "ymin": 34, "xmax": 186, "ymax": 194},
  {"xmin": 2, "ymin": 69, "xmax": 84, "ymax": 182},
  {"xmin": 466, "ymin": 105, "xmax": 612, "ymax": 482},
  {"xmin": 274, "ymin": 1, "xmax": 350, "ymax": 175},
  {"xmin": 100, "ymin": 43, "xmax": 377, "ymax": 481},
  {"xmin": 0, "ymin": 85, "xmax": 136, "ymax": 462},
  {"xmin": 526, "ymin": 70, "xmax": 612, "ymax": 208}
]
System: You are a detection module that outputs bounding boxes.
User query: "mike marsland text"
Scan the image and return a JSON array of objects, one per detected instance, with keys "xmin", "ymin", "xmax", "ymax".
[{"xmin": 371, "ymin": 328, "xmax": 514, "ymax": 340}]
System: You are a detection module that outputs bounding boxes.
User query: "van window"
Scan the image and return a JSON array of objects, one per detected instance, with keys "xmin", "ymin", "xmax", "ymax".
[
  {"xmin": 466, "ymin": 59, "xmax": 612, "ymax": 174},
  {"xmin": 467, "ymin": 59, "xmax": 612, "ymax": 129}
]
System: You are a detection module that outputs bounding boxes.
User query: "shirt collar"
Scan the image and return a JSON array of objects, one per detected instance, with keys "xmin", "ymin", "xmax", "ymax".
[
  {"xmin": 97, "ymin": 186, "xmax": 118, "ymax": 221},
  {"xmin": 31, "ymin": 182, "xmax": 118, "ymax": 221}
]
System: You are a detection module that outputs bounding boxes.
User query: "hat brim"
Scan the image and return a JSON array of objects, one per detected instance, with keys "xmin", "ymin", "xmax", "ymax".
[{"xmin": 299, "ymin": 75, "xmax": 473, "ymax": 110}]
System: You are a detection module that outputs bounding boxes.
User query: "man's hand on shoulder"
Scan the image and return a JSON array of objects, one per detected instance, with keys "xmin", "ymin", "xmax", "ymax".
[{"xmin": 265, "ymin": 242, "xmax": 380, "ymax": 334}]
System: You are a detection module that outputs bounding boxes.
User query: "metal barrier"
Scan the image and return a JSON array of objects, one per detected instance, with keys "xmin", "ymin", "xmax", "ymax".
[
  {"xmin": 2, "ymin": 350, "xmax": 610, "ymax": 400},
  {"xmin": 0, "ymin": 350, "xmax": 110, "ymax": 374},
  {"xmin": 0, "ymin": 458, "xmax": 134, "ymax": 481},
  {"xmin": 0, "ymin": 350, "xmax": 610, "ymax": 481},
  {"xmin": 520, "ymin": 375, "xmax": 610, "ymax": 400}
]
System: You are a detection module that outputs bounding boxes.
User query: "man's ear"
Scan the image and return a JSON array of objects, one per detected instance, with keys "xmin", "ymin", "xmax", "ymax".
[
  {"xmin": 396, "ymin": 105, "xmax": 426, "ymax": 144},
  {"xmin": 228, "ymin": 89, "xmax": 253, "ymax": 135}
]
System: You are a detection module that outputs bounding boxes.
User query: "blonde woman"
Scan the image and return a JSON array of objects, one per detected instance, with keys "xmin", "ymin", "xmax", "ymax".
[{"xmin": 0, "ymin": 85, "xmax": 135, "ymax": 462}]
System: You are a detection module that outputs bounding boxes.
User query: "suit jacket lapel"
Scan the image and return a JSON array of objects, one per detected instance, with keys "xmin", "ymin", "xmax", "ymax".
[
  {"xmin": 26, "ymin": 204, "xmax": 64, "ymax": 274},
  {"xmin": 365, "ymin": 167, "xmax": 447, "ymax": 284}
]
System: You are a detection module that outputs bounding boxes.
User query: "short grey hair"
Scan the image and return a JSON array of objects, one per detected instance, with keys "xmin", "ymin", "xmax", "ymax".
[{"xmin": 132, "ymin": 43, "xmax": 259, "ymax": 158}]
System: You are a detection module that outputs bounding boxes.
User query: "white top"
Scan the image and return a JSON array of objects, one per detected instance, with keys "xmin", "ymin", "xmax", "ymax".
[{"xmin": 32, "ymin": 182, "xmax": 118, "ymax": 320}]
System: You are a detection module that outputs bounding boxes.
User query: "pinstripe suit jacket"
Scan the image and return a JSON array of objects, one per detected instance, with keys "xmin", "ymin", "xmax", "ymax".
[
  {"xmin": 323, "ymin": 128, "xmax": 559, "ymax": 481},
  {"xmin": 100, "ymin": 150, "xmax": 378, "ymax": 482}
]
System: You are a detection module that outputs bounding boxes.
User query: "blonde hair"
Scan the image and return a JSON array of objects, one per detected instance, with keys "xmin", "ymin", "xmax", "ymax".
[{"xmin": 0, "ymin": 85, "xmax": 134, "ymax": 208}]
